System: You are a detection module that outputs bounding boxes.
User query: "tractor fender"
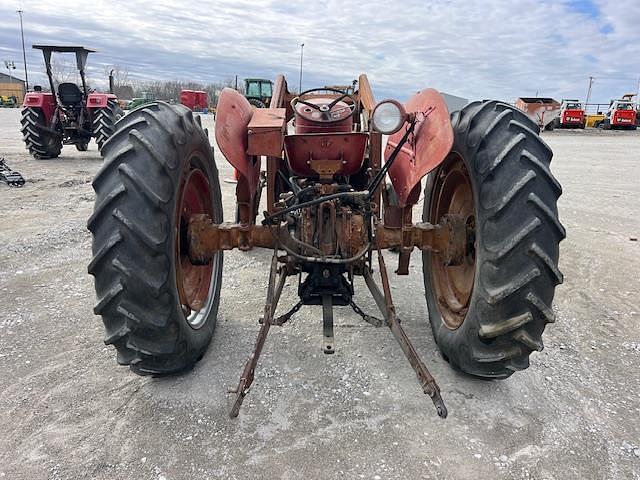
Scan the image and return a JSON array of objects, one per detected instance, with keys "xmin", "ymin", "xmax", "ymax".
[
  {"xmin": 23, "ymin": 92, "xmax": 56, "ymax": 124},
  {"xmin": 86, "ymin": 93, "xmax": 114, "ymax": 109},
  {"xmin": 215, "ymin": 88, "xmax": 261, "ymax": 202},
  {"xmin": 386, "ymin": 88, "xmax": 454, "ymax": 207}
]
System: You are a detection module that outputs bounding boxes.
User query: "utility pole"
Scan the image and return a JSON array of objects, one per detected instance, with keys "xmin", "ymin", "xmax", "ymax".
[
  {"xmin": 585, "ymin": 76, "xmax": 594, "ymax": 111},
  {"xmin": 17, "ymin": 10, "xmax": 29, "ymax": 91},
  {"xmin": 299, "ymin": 43, "xmax": 304, "ymax": 94}
]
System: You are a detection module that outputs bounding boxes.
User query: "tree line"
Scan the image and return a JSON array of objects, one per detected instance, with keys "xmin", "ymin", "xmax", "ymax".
[{"xmin": 45, "ymin": 60, "xmax": 244, "ymax": 105}]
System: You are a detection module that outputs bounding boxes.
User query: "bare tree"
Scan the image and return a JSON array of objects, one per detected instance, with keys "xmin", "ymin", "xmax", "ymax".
[
  {"xmin": 104, "ymin": 64, "xmax": 133, "ymax": 97},
  {"xmin": 50, "ymin": 57, "xmax": 76, "ymax": 85},
  {"xmin": 104, "ymin": 65, "xmax": 129, "ymax": 89}
]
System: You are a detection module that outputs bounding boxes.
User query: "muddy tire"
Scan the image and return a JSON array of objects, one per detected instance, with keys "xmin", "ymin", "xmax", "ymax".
[
  {"xmin": 20, "ymin": 107, "xmax": 62, "ymax": 159},
  {"xmin": 422, "ymin": 100, "xmax": 565, "ymax": 378},
  {"xmin": 88, "ymin": 102, "xmax": 223, "ymax": 376},
  {"xmin": 93, "ymin": 100, "xmax": 122, "ymax": 152}
]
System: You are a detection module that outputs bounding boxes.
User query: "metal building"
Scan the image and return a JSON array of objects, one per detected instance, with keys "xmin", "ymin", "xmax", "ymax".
[{"xmin": 0, "ymin": 72, "xmax": 26, "ymax": 104}]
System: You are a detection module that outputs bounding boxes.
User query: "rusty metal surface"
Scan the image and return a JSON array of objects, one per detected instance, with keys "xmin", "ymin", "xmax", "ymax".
[
  {"xmin": 266, "ymin": 76, "xmax": 291, "ymax": 216},
  {"xmin": 386, "ymin": 88, "xmax": 454, "ymax": 207},
  {"xmin": 294, "ymin": 96, "xmax": 353, "ymax": 134},
  {"xmin": 322, "ymin": 295, "xmax": 335, "ymax": 354},
  {"xmin": 214, "ymin": 88, "xmax": 254, "ymax": 181},
  {"xmin": 373, "ymin": 220, "xmax": 463, "ymax": 254},
  {"xmin": 247, "ymin": 108, "xmax": 286, "ymax": 158},
  {"xmin": 175, "ymin": 168, "xmax": 214, "ymax": 323},
  {"xmin": 357, "ymin": 74, "xmax": 376, "ymax": 115},
  {"xmin": 368, "ymin": 132, "xmax": 382, "ymax": 218},
  {"xmin": 188, "ymin": 214, "xmax": 277, "ymax": 261},
  {"xmin": 188, "ymin": 213, "xmax": 468, "ymax": 266},
  {"xmin": 427, "ymin": 154, "xmax": 476, "ymax": 330},
  {"xmin": 284, "ymin": 133, "xmax": 368, "ymax": 179},
  {"xmin": 270, "ymin": 74, "xmax": 294, "ymax": 120},
  {"xmin": 516, "ymin": 97, "xmax": 560, "ymax": 130},
  {"xmin": 215, "ymin": 88, "xmax": 262, "ymax": 225}
]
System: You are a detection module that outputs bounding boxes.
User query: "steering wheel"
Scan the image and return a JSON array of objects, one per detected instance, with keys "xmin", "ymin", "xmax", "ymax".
[{"xmin": 293, "ymin": 87, "xmax": 357, "ymax": 121}]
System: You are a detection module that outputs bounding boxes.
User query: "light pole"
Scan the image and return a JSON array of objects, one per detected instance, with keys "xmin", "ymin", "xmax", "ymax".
[
  {"xmin": 17, "ymin": 10, "xmax": 29, "ymax": 91},
  {"xmin": 4, "ymin": 60, "xmax": 16, "ymax": 84},
  {"xmin": 299, "ymin": 43, "xmax": 304, "ymax": 94}
]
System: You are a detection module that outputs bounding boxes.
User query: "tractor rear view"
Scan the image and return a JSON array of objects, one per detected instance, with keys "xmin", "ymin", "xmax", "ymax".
[
  {"xmin": 89, "ymin": 73, "xmax": 564, "ymax": 419},
  {"xmin": 21, "ymin": 45, "xmax": 121, "ymax": 159}
]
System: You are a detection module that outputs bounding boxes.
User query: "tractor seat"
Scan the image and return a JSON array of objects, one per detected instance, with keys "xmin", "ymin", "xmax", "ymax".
[{"xmin": 58, "ymin": 83, "xmax": 84, "ymax": 105}]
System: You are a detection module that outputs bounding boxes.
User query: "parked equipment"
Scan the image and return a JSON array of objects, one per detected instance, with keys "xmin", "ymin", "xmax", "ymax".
[
  {"xmin": 554, "ymin": 99, "xmax": 585, "ymax": 129},
  {"xmin": 597, "ymin": 97, "xmax": 637, "ymax": 130},
  {"xmin": 128, "ymin": 91, "xmax": 156, "ymax": 110},
  {"xmin": 21, "ymin": 45, "xmax": 121, "ymax": 158},
  {"xmin": 244, "ymin": 78, "xmax": 273, "ymax": 108},
  {"xmin": 515, "ymin": 97, "xmax": 560, "ymax": 131},
  {"xmin": 585, "ymin": 113, "xmax": 606, "ymax": 128},
  {"xmin": 180, "ymin": 90, "xmax": 209, "ymax": 111},
  {"xmin": 0, "ymin": 158, "xmax": 25, "ymax": 187},
  {"xmin": 89, "ymin": 74, "xmax": 564, "ymax": 419},
  {"xmin": 1, "ymin": 95, "xmax": 18, "ymax": 107}
]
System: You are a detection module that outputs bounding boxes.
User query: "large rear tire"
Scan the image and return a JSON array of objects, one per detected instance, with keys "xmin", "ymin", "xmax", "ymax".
[
  {"xmin": 422, "ymin": 101, "xmax": 565, "ymax": 378},
  {"xmin": 88, "ymin": 102, "xmax": 223, "ymax": 375},
  {"xmin": 21, "ymin": 107, "xmax": 62, "ymax": 159},
  {"xmin": 93, "ymin": 99, "xmax": 122, "ymax": 152}
]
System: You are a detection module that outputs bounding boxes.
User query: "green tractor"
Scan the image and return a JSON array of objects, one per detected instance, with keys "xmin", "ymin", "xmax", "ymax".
[
  {"xmin": 127, "ymin": 91, "xmax": 156, "ymax": 110},
  {"xmin": 244, "ymin": 78, "xmax": 273, "ymax": 108}
]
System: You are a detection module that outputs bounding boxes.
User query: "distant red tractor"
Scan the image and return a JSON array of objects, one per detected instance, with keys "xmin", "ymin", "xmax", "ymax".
[
  {"xmin": 21, "ymin": 45, "xmax": 121, "ymax": 159},
  {"xmin": 180, "ymin": 89, "xmax": 209, "ymax": 112},
  {"xmin": 554, "ymin": 99, "xmax": 585, "ymax": 129}
]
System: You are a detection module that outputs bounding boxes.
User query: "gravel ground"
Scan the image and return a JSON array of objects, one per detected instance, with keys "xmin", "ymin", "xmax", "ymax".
[{"xmin": 0, "ymin": 107, "xmax": 639, "ymax": 480}]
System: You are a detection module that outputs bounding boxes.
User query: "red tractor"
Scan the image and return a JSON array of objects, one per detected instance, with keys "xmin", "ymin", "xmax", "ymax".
[
  {"xmin": 21, "ymin": 45, "xmax": 121, "ymax": 159},
  {"xmin": 89, "ymin": 74, "xmax": 564, "ymax": 418}
]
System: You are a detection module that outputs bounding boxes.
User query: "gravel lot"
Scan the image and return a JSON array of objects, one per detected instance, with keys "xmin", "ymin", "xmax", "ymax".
[{"xmin": 1, "ymin": 107, "xmax": 639, "ymax": 480}]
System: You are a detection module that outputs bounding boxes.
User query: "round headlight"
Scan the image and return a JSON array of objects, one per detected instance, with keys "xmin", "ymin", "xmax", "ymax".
[{"xmin": 372, "ymin": 100, "xmax": 406, "ymax": 134}]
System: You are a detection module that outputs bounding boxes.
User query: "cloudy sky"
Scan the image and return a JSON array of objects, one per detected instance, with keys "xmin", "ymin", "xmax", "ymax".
[{"xmin": 1, "ymin": 0, "xmax": 638, "ymax": 104}]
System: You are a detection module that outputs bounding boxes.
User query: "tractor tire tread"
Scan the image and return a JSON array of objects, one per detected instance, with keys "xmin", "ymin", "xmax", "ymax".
[
  {"xmin": 89, "ymin": 101, "xmax": 222, "ymax": 376},
  {"xmin": 93, "ymin": 99, "xmax": 121, "ymax": 152},
  {"xmin": 20, "ymin": 108, "xmax": 62, "ymax": 159},
  {"xmin": 423, "ymin": 100, "xmax": 564, "ymax": 378}
]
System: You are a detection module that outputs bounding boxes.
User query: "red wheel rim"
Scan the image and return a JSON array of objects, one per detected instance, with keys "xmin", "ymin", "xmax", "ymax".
[
  {"xmin": 429, "ymin": 153, "xmax": 476, "ymax": 330},
  {"xmin": 176, "ymin": 167, "xmax": 214, "ymax": 329}
]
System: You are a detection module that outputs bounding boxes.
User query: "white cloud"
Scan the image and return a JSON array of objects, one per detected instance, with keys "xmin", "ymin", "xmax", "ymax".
[{"xmin": 1, "ymin": 0, "xmax": 638, "ymax": 103}]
